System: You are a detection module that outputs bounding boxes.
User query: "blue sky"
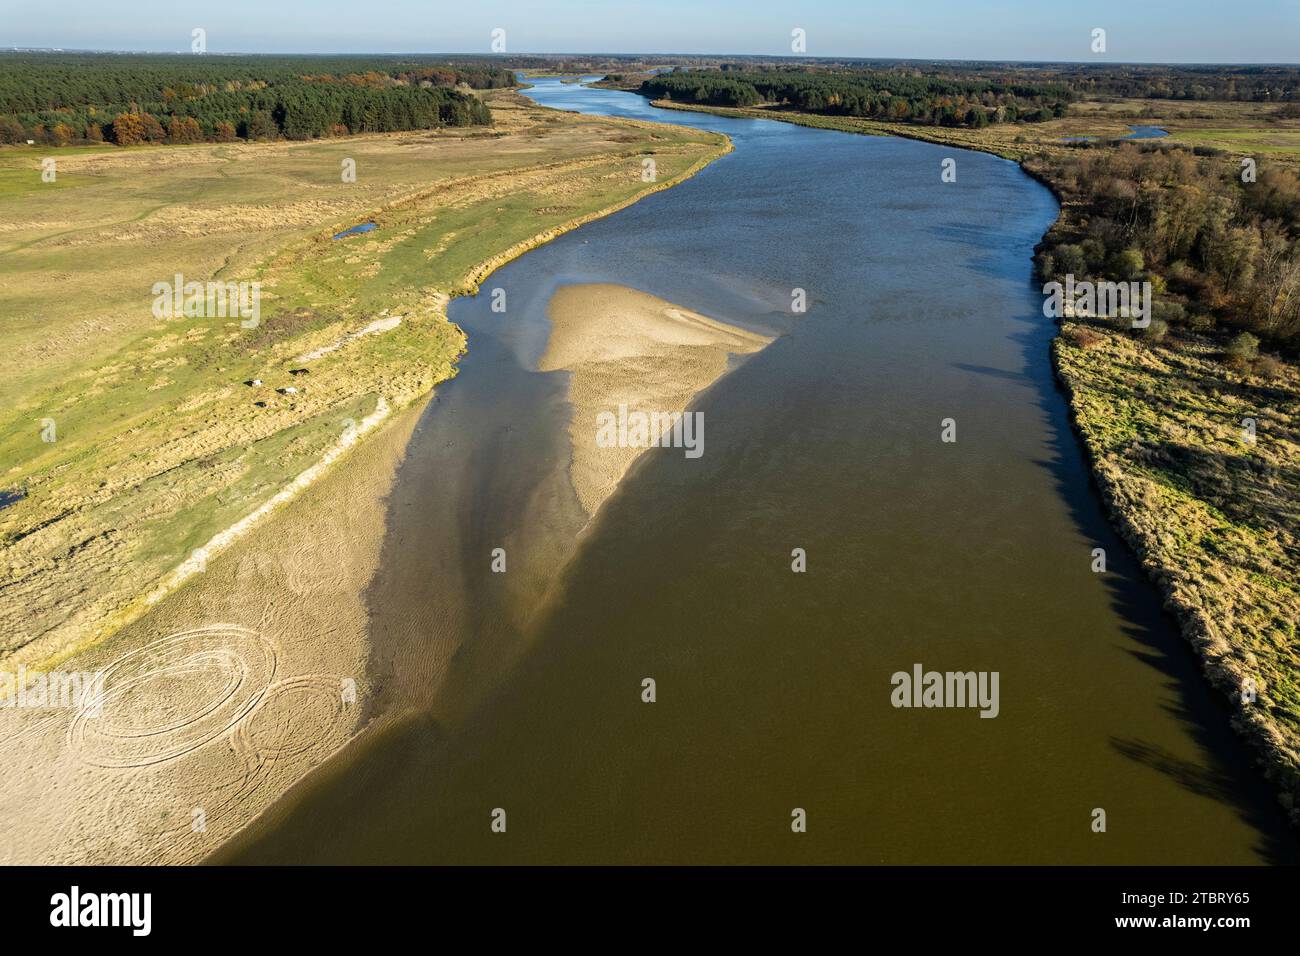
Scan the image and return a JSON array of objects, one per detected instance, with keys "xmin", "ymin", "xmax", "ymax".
[{"xmin": 3, "ymin": 0, "xmax": 1296, "ymax": 63}]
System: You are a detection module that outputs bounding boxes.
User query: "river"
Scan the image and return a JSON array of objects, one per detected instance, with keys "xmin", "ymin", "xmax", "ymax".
[{"xmin": 217, "ymin": 77, "xmax": 1297, "ymax": 864}]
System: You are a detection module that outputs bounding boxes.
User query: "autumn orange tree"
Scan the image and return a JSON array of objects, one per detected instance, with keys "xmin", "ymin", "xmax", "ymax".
[
  {"xmin": 166, "ymin": 115, "xmax": 202, "ymax": 143},
  {"xmin": 111, "ymin": 112, "xmax": 145, "ymax": 145},
  {"xmin": 139, "ymin": 113, "xmax": 165, "ymax": 142}
]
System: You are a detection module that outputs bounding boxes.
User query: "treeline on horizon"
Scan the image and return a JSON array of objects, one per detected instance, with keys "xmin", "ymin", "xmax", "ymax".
[
  {"xmin": 1032, "ymin": 142, "xmax": 1300, "ymax": 356},
  {"xmin": 0, "ymin": 54, "xmax": 515, "ymax": 145},
  {"xmin": 520, "ymin": 55, "xmax": 1300, "ymax": 102},
  {"xmin": 637, "ymin": 63, "xmax": 1300, "ymax": 126},
  {"xmin": 1037, "ymin": 64, "xmax": 1300, "ymax": 103},
  {"xmin": 641, "ymin": 67, "xmax": 1073, "ymax": 126}
]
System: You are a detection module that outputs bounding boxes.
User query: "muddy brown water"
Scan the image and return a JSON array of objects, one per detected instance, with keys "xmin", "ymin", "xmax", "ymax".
[{"xmin": 217, "ymin": 77, "xmax": 1298, "ymax": 864}]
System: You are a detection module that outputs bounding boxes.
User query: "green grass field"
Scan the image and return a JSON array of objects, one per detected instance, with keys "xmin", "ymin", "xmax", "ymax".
[{"xmin": 1170, "ymin": 127, "xmax": 1300, "ymax": 154}]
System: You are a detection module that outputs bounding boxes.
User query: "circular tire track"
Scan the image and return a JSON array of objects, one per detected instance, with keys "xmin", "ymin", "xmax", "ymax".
[
  {"xmin": 67, "ymin": 625, "xmax": 277, "ymax": 769},
  {"xmin": 236, "ymin": 674, "xmax": 351, "ymax": 761},
  {"xmin": 99, "ymin": 675, "xmax": 353, "ymax": 857}
]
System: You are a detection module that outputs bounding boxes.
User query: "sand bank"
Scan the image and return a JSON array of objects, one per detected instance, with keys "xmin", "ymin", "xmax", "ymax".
[
  {"xmin": 0, "ymin": 399, "xmax": 424, "ymax": 864},
  {"xmin": 540, "ymin": 284, "xmax": 771, "ymax": 517}
]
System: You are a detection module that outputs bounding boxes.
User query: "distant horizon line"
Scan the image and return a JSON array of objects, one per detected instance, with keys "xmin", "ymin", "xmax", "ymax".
[{"xmin": 4, "ymin": 48, "xmax": 1299, "ymax": 68}]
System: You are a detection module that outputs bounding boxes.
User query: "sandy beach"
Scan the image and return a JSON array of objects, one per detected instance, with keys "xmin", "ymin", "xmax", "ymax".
[{"xmin": 540, "ymin": 283, "xmax": 772, "ymax": 518}]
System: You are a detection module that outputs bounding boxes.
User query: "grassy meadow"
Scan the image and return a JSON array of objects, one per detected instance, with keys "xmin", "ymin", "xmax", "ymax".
[{"xmin": 0, "ymin": 89, "xmax": 728, "ymax": 670}]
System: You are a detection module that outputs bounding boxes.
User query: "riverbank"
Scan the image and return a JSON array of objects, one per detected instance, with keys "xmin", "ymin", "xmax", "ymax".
[
  {"xmin": 652, "ymin": 98, "xmax": 1055, "ymax": 161},
  {"xmin": 1054, "ymin": 321, "xmax": 1300, "ymax": 824},
  {"xmin": 0, "ymin": 396, "xmax": 426, "ymax": 863}
]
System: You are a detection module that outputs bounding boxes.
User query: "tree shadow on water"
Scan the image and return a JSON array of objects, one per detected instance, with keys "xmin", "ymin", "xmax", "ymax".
[{"xmin": 1111, "ymin": 737, "xmax": 1253, "ymax": 804}]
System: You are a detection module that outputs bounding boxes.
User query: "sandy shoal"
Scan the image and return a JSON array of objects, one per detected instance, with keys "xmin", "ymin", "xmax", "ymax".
[{"xmin": 540, "ymin": 283, "xmax": 771, "ymax": 518}]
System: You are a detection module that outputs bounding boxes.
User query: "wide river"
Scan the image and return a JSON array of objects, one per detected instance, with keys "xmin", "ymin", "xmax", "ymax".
[{"xmin": 220, "ymin": 77, "xmax": 1297, "ymax": 864}]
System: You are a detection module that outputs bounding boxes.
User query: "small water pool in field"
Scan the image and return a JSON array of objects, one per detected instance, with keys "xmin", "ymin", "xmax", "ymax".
[
  {"xmin": 332, "ymin": 222, "xmax": 377, "ymax": 240},
  {"xmin": 1061, "ymin": 125, "xmax": 1170, "ymax": 143},
  {"xmin": 1124, "ymin": 125, "xmax": 1170, "ymax": 139},
  {"xmin": 0, "ymin": 488, "xmax": 26, "ymax": 510}
]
